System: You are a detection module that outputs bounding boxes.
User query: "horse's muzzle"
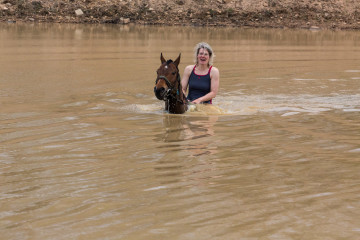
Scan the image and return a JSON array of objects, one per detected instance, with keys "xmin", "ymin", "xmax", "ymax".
[{"xmin": 154, "ymin": 86, "xmax": 166, "ymax": 100}]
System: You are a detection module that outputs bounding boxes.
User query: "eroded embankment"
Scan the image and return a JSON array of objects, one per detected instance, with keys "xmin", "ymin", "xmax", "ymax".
[{"xmin": 1, "ymin": 0, "xmax": 360, "ymax": 30}]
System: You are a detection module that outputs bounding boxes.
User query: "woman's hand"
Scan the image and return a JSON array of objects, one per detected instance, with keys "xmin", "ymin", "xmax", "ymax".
[{"xmin": 191, "ymin": 98, "xmax": 203, "ymax": 104}]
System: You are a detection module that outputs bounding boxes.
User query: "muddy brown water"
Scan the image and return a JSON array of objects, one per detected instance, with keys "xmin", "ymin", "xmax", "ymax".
[{"xmin": 1, "ymin": 23, "xmax": 359, "ymax": 239}]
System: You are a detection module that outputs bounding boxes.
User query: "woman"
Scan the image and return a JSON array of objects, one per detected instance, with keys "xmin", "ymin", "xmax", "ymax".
[{"xmin": 181, "ymin": 42, "xmax": 220, "ymax": 104}]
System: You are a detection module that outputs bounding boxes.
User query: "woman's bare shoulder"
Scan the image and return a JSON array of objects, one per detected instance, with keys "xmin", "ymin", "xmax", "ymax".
[
  {"xmin": 183, "ymin": 64, "xmax": 195, "ymax": 74},
  {"xmin": 210, "ymin": 66, "xmax": 219, "ymax": 76},
  {"xmin": 211, "ymin": 66, "xmax": 219, "ymax": 73},
  {"xmin": 185, "ymin": 64, "xmax": 195, "ymax": 70}
]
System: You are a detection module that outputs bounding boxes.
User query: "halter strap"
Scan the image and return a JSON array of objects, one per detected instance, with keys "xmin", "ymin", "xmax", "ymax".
[
  {"xmin": 155, "ymin": 75, "xmax": 172, "ymax": 88},
  {"xmin": 156, "ymin": 73, "xmax": 187, "ymax": 104}
]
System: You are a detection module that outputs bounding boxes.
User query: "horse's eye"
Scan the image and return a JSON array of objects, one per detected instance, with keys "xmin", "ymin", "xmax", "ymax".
[{"xmin": 172, "ymin": 72, "xmax": 176, "ymax": 75}]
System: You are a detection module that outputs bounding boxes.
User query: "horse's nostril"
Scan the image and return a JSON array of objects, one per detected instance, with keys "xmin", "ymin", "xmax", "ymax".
[{"xmin": 155, "ymin": 87, "xmax": 165, "ymax": 100}]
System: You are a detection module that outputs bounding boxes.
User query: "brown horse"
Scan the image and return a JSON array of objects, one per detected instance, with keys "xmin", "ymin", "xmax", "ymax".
[{"xmin": 154, "ymin": 53, "xmax": 188, "ymax": 114}]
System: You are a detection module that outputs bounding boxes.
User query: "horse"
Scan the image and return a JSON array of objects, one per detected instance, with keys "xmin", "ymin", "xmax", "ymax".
[{"xmin": 154, "ymin": 53, "xmax": 188, "ymax": 114}]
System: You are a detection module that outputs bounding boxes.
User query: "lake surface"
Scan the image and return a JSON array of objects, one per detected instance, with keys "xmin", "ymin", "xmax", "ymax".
[{"xmin": 1, "ymin": 23, "xmax": 359, "ymax": 239}]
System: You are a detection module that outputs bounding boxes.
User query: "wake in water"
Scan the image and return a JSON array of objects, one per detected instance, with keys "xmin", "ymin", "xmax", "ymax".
[
  {"xmin": 215, "ymin": 93, "xmax": 360, "ymax": 116},
  {"xmin": 121, "ymin": 102, "xmax": 228, "ymax": 116},
  {"xmin": 78, "ymin": 91, "xmax": 360, "ymax": 116}
]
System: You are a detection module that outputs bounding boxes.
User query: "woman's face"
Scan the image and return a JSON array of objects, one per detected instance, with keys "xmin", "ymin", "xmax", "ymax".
[{"xmin": 197, "ymin": 48, "xmax": 210, "ymax": 65}]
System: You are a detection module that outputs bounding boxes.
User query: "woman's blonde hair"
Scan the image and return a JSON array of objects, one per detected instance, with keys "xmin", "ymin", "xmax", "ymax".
[{"xmin": 194, "ymin": 42, "xmax": 215, "ymax": 66}]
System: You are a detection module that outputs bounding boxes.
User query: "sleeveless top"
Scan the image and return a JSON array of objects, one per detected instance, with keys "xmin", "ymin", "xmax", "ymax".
[{"xmin": 187, "ymin": 65, "xmax": 213, "ymax": 104}]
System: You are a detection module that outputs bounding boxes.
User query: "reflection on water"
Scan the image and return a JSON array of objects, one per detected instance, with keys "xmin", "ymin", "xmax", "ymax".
[
  {"xmin": 1, "ymin": 23, "xmax": 360, "ymax": 239},
  {"xmin": 156, "ymin": 114, "xmax": 219, "ymax": 158}
]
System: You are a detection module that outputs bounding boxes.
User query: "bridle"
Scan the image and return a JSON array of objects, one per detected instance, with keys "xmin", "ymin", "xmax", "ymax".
[
  {"xmin": 155, "ymin": 75, "xmax": 174, "ymax": 89},
  {"xmin": 155, "ymin": 68, "xmax": 187, "ymax": 104}
]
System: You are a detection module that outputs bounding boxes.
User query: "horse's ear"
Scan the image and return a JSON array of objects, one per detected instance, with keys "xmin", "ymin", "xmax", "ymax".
[
  {"xmin": 174, "ymin": 53, "xmax": 181, "ymax": 67},
  {"xmin": 160, "ymin": 53, "xmax": 166, "ymax": 64}
]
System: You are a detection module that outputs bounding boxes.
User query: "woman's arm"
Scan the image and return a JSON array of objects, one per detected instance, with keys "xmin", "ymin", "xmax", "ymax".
[{"xmin": 181, "ymin": 65, "xmax": 194, "ymax": 95}]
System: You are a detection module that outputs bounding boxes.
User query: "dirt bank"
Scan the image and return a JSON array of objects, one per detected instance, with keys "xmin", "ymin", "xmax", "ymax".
[{"xmin": 1, "ymin": 0, "xmax": 360, "ymax": 30}]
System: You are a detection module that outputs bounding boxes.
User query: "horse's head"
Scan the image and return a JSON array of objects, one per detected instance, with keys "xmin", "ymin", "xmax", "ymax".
[{"xmin": 154, "ymin": 53, "xmax": 181, "ymax": 101}]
